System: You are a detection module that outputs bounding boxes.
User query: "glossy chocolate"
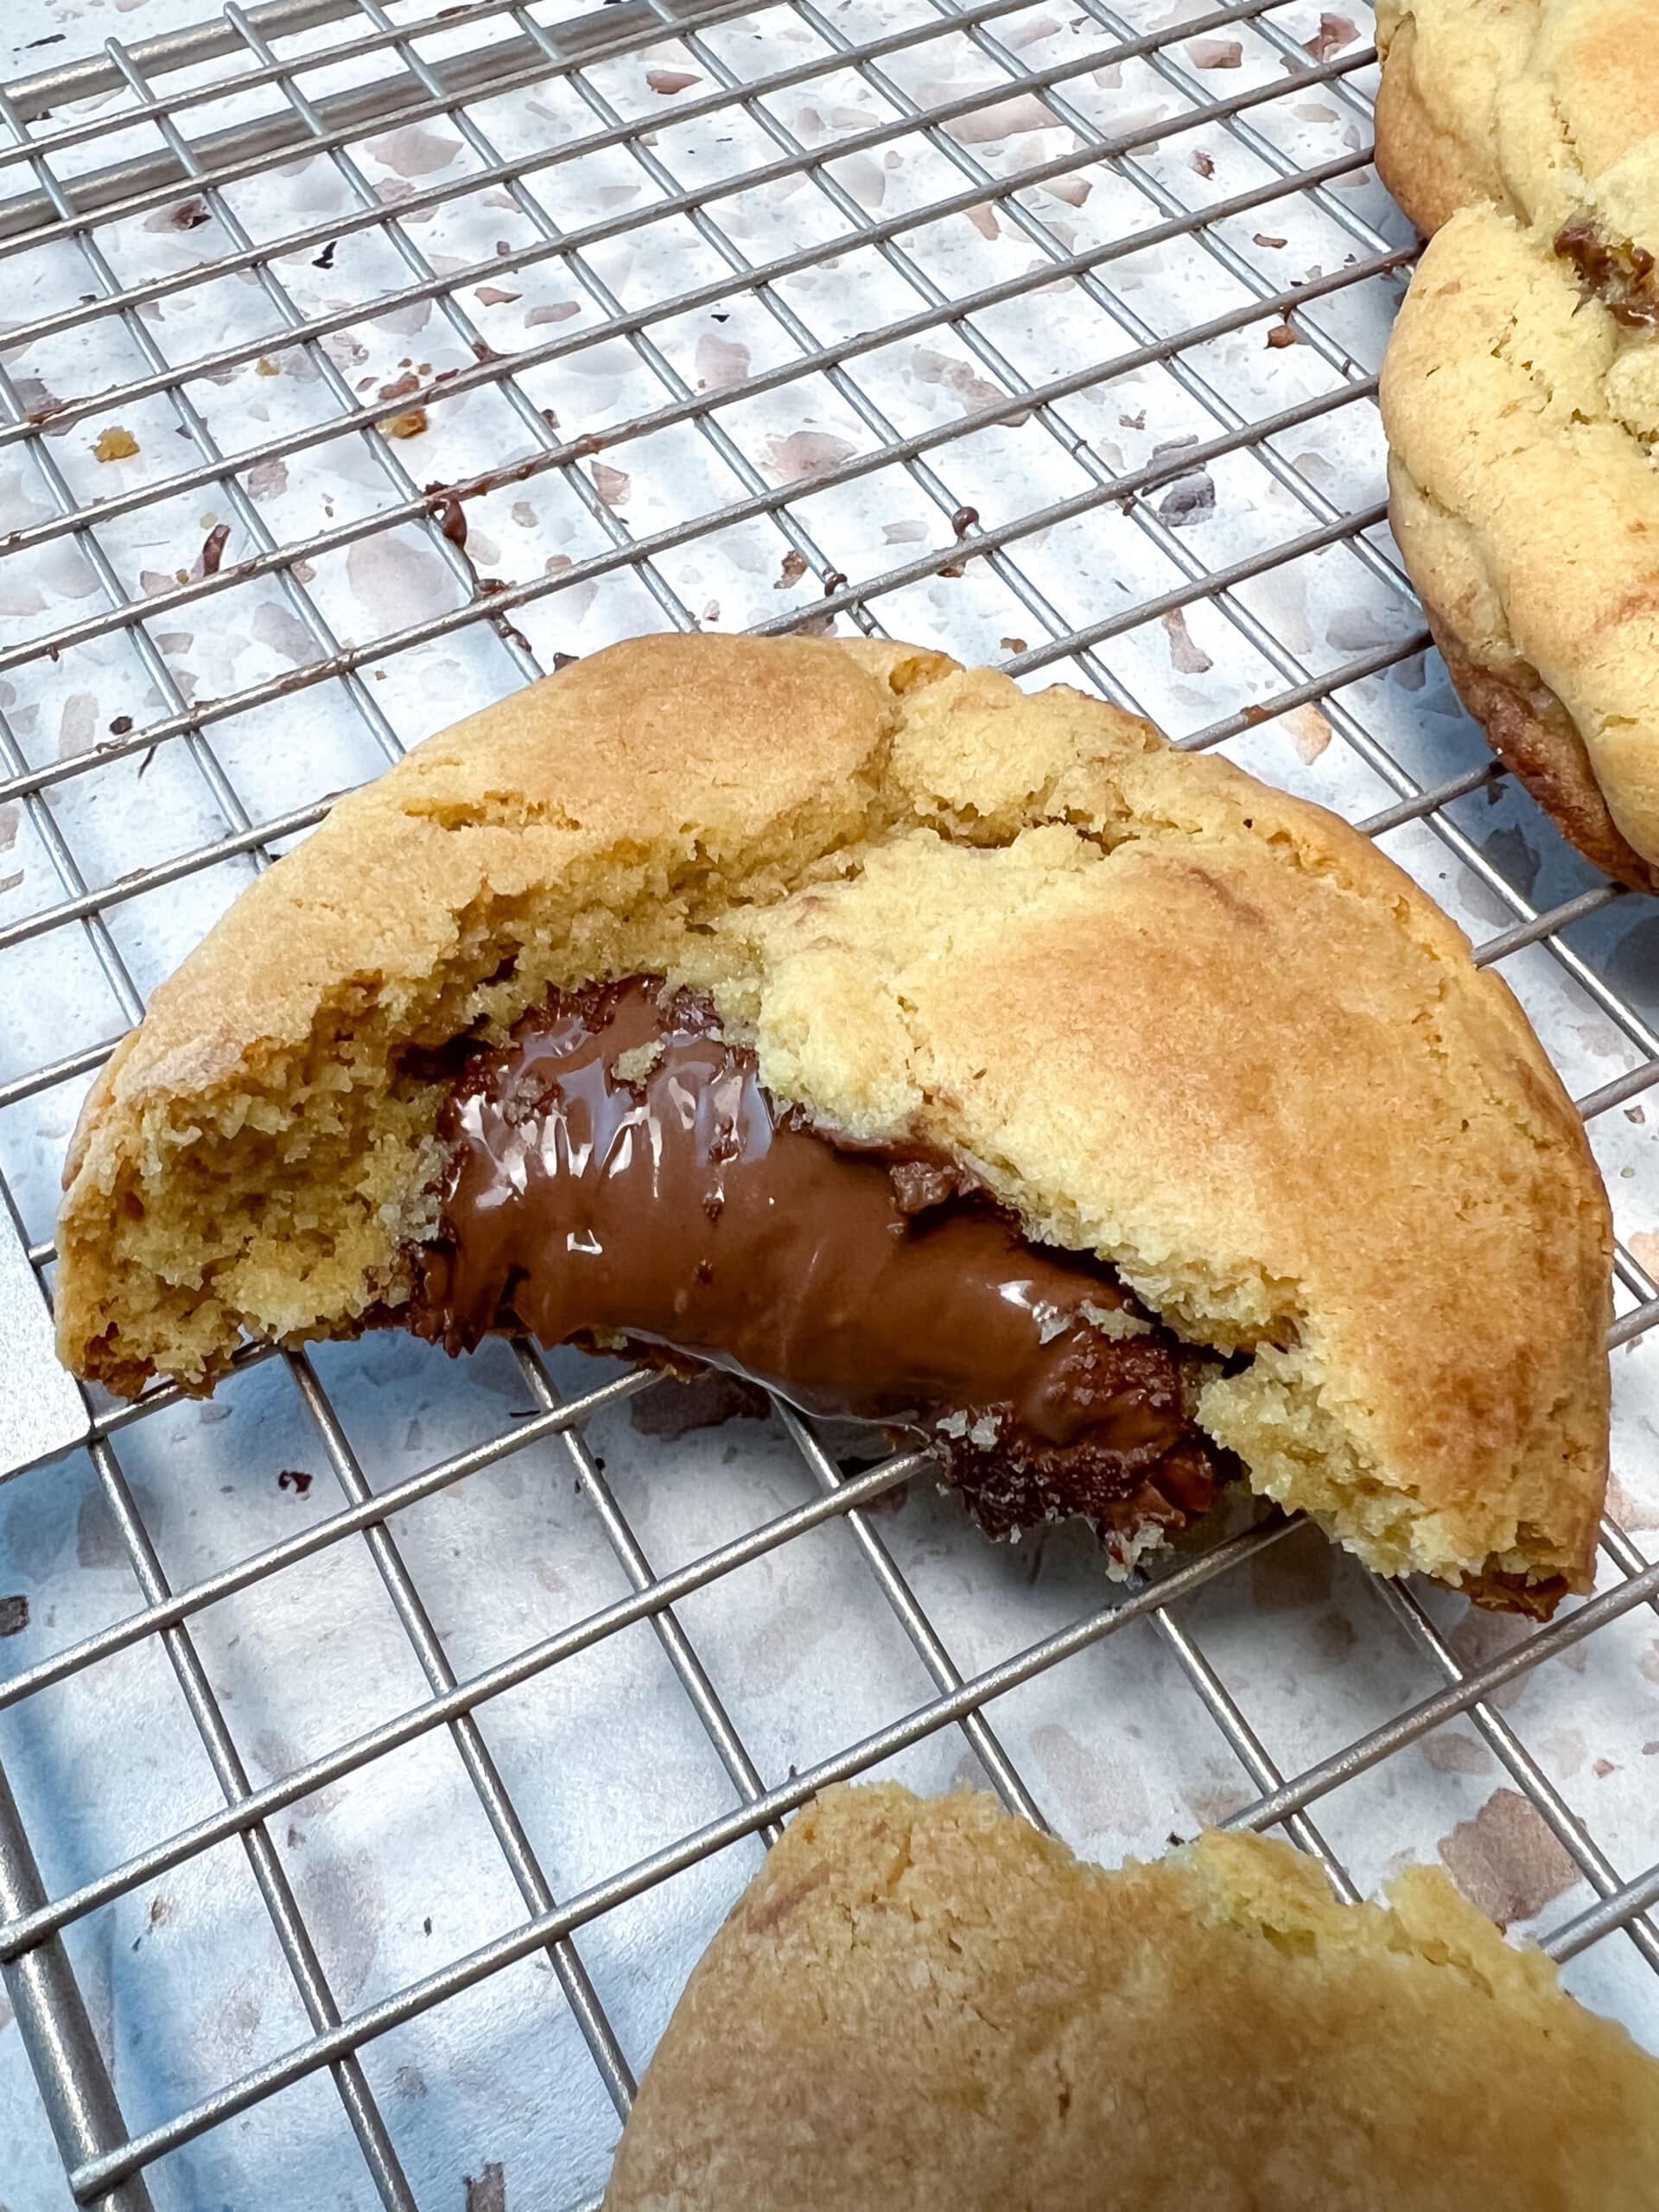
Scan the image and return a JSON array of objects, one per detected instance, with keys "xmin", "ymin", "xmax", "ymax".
[{"xmin": 410, "ymin": 980, "xmax": 1228, "ymax": 1537}]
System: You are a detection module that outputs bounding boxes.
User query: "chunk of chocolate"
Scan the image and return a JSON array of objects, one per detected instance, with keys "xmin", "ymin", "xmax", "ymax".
[
  {"xmin": 1554, "ymin": 218, "xmax": 1658, "ymax": 330},
  {"xmin": 409, "ymin": 979, "xmax": 1230, "ymax": 1543}
]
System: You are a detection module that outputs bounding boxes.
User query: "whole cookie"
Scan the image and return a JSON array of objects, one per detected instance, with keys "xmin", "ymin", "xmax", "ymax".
[{"xmin": 55, "ymin": 636, "xmax": 1611, "ymax": 1609}]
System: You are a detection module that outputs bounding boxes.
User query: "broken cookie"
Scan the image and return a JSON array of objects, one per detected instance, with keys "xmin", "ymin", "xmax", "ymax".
[{"xmin": 55, "ymin": 635, "xmax": 1611, "ymax": 1609}]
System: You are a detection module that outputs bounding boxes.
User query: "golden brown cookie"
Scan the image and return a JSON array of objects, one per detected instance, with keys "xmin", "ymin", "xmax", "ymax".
[
  {"xmin": 1376, "ymin": 0, "xmax": 1659, "ymax": 245},
  {"xmin": 604, "ymin": 1783, "xmax": 1659, "ymax": 2212},
  {"xmin": 56, "ymin": 636, "xmax": 1611, "ymax": 1607},
  {"xmin": 1374, "ymin": 0, "xmax": 1520, "ymax": 234},
  {"xmin": 1383, "ymin": 205, "xmax": 1659, "ymax": 892},
  {"xmin": 1376, "ymin": 1, "xmax": 1659, "ymax": 888}
]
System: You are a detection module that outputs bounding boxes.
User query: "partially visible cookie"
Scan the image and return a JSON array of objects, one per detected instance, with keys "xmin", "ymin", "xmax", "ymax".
[
  {"xmin": 1382, "ymin": 205, "xmax": 1659, "ymax": 891},
  {"xmin": 1376, "ymin": 0, "xmax": 1659, "ymax": 887},
  {"xmin": 604, "ymin": 1783, "xmax": 1659, "ymax": 2211},
  {"xmin": 1376, "ymin": 0, "xmax": 1659, "ymax": 247},
  {"xmin": 1374, "ymin": 0, "xmax": 1523, "ymax": 233},
  {"xmin": 55, "ymin": 637, "xmax": 1611, "ymax": 1608}
]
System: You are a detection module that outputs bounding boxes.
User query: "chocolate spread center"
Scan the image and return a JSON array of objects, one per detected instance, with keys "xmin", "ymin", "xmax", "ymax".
[
  {"xmin": 410, "ymin": 979, "xmax": 1229, "ymax": 1543},
  {"xmin": 1555, "ymin": 218, "xmax": 1658, "ymax": 331}
]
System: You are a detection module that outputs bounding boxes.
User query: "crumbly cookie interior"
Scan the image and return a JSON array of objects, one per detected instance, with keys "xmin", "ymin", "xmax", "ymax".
[{"xmin": 67, "ymin": 663, "xmax": 921, "ymax": 1395}]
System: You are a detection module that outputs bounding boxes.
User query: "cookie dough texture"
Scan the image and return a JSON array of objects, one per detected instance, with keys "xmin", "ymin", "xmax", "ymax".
[
  {"xmin": 1376, "ymin": 1, "xmax": 1659, "ymax": 888},
  {"xmin": 604, "ymin": 1783, "xmax": 1659, "ymax": 2212},
  {"xmin": 56, "ymin": 636, "xmax": 1611, "ymax": 1602}
]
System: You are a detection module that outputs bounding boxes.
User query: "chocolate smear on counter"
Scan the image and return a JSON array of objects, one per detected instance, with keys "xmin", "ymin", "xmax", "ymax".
[{"xmin": 408, "ymin": 979, "xmax": 1234, "ymax": 1548}]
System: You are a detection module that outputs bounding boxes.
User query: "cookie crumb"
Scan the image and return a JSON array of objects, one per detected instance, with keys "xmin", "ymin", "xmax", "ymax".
[
  {"xmin": 614, "ymin": 1039, "xmax": 664, "ymax": 1084},
  {"xmin": 1081, "ymin": 1299, "xmax": 1151, "ymax": 1339}
]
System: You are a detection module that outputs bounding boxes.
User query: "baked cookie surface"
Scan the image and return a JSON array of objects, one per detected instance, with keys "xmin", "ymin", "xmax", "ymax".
[
  {"xmin": 55, "ymin": 635, "xmax": 1611, "ymax": 1605},
  {"xmin": 604, "ymin": 1783, "xmax": 1659, "ymax": 2212},
  {"xmin": 1376, "ymin": 0, "xmax": 1659, "ymax": 887}
]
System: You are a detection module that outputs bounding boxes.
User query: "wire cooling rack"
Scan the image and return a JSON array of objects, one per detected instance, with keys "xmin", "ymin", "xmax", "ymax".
[{"xmin": 2, "ymin": 0, "xmax": 1658, "ymax": 2203}]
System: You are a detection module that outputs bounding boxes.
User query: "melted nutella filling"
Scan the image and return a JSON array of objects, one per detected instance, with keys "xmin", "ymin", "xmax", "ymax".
[
  {"xmin": 410, "ymin": 980, "xmax": 1230, "ymax": 1543},
  {"xmin": 1555, "ymin": 218, "xmax": 1658, "ymax": 330}
]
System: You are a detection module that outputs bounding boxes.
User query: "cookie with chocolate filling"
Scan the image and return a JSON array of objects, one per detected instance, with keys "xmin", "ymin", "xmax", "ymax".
[
  {"xmin": 603, "ymin": 1783, "xmax": 1659, "ymax": 2211},
  {"xmin": 1375, "ymin": 0, "xmax": 1659, "ymax": 888},
  {"xmin": 55, "ymin": 636, "xmax": 1611, "ymax": 1611}
]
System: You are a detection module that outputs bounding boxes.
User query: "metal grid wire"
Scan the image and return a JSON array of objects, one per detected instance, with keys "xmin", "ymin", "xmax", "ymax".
[{"xmin": 1, "ymin": 0, "xmax": 1657, "ymax": 2202}]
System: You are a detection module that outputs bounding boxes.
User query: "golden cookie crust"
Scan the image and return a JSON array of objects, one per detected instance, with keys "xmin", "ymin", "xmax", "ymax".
[
  {"xmin": 1374, "ymin": 0, "xmax": 1517, "ymax": 235},
  {"xmin": 1381, "ymin": 206, "xmax": 1659, "ymax": 889},
  {"xmin": 1406, "ymin": 554, "xmax": 1659, "ymax": 895},
  {"xmin": 603, "ymin": 1783, "xmax": 1659, "ymax": 2212},
  {"xmin": 56, "ymin": 636, "xmax": 1611, "ymax": 1602}
]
